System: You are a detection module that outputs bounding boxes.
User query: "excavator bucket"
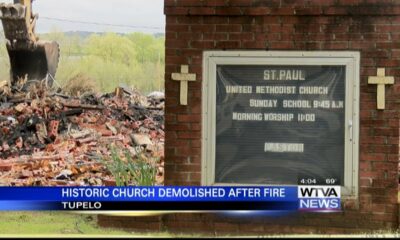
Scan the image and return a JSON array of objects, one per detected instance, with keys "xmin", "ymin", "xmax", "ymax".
[
  {"xmin": 7, "ymin": 41, "xmax": 59, "ymax": 85},
  {"xmin": 0, "ymin": 2, "xmax": 59, "ymax": 86}
]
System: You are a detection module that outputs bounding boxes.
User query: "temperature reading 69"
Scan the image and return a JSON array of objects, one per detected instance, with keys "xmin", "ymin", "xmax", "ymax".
[{"xmin": 325, "ymin": 178, "xmax": 339, "ymax": 185}]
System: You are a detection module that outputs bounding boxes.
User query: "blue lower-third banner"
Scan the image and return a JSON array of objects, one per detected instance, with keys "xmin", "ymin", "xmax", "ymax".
[{"xmin": 0, "ymin": 186, "xmax": 341, "ymax": 212}]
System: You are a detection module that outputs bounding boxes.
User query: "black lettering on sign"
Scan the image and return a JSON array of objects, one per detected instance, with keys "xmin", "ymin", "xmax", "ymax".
[{"xmin": 215, "ymin": 66, "xmax": 345, "ymax": 185}]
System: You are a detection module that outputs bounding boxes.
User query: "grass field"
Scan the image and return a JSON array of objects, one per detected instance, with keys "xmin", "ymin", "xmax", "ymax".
[
  {"xmin": 0, "ymin": 212, "xmax": 130, "ymax": 236},
  {"xmin": 0, "ymin": 212, "xmax": 211, "ymax": 238},
  {"xmin": 0, "ymin": 212, "xmax": 399, "ymax": 238},
  {"xmin": 0, "ymin": 212, "xmax": 182, "ymax": 237}
]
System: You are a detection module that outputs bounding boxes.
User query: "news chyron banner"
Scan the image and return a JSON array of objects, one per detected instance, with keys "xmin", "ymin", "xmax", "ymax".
[{"xmin": 0, "ymin": 185, "xmax": 341, "ymax": 212}]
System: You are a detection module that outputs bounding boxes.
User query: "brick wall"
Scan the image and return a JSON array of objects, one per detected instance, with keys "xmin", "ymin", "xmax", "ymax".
[{"xmin": 100, "ymin": 0, "xmax": 400, "ymax": 235}]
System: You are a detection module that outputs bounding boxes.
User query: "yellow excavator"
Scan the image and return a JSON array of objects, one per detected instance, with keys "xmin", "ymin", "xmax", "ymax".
[{"xmin": 0, "ymin": 0, "xmax": 59, "ymax": 87}]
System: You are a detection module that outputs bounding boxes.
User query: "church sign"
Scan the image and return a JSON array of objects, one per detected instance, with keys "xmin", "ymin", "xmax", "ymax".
[{"xmin": 202, "ymin": 52, "xmax": 360, "ymax": 197}]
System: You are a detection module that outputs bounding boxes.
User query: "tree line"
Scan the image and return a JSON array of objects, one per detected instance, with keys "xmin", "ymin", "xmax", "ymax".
[{"xmin": 0, "ymin": 30, "xmax": 165, "ymax": 94}]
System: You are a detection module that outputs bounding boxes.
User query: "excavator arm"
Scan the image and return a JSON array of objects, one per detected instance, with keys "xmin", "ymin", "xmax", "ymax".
[
  {"xmin": 15, "ymin": 0, "xmax": 38, "ymax": 42},
  {"xmin": 0, "ymin": 0, "xmax": 59, "ymax": 86}
]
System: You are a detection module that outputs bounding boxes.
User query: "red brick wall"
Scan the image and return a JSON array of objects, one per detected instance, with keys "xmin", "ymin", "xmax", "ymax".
[{"xmin": 100, "ymin": 0, "xmax": 400, "ymax": 235}]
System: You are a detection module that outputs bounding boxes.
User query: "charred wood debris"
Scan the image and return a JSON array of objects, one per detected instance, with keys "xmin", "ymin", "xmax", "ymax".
[{"xmin": 0, "ymin": 80, "xmax": 165, "ymax": 186}]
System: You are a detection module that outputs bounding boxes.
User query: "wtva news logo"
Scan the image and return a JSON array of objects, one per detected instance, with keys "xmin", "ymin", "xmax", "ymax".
[{"xmin": 298, "ymin": 186, "xmax": 341, "ymax": 212}]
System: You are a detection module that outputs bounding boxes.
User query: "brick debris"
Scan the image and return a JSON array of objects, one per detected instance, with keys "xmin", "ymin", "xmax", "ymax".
[{"xmin": 0, "ymin": 81, "xmax": 164, "ymax": 186}]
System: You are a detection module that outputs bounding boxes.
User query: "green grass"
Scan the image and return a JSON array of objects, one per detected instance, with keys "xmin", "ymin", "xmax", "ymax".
[
  {"xmin": 0, "ymin": 212, "xmax": 130, "ymax": 236},
  {"xmin": 0, "ymin": 212, "xmax": 203, "ymax": 237},
  {"xmin": 1, "ymin": 212, "xmax": 400, "ymax": 238},
  {"xmin": 100, "ymin": 147, "xmax": 158, "ymax": 187}
]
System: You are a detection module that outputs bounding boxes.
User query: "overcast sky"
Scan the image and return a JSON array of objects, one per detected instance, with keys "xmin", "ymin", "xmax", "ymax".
[{"xmin": 1, "ymin": 0, "xmax": 165, "ymax": 33}]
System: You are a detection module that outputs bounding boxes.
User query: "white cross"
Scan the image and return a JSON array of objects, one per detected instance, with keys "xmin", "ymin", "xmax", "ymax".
[
  {"xmin": 171, "ymin": 65, "xmax": 196, "ymax": 106},
  {"xmin": 368, "ymin": 68, "xmax": 394, "ymax": 110}
]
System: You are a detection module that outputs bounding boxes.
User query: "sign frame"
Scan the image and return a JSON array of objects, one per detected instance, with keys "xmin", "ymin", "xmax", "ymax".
[{"xmin": 201, "ymin": 51, "xmax": 360, "ymax": 199}]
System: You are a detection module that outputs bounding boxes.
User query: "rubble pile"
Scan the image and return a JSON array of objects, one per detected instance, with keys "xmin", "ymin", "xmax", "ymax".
[{"xmin": 0, "ymin": 81, "xmax": 165, "ymax": 186}]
